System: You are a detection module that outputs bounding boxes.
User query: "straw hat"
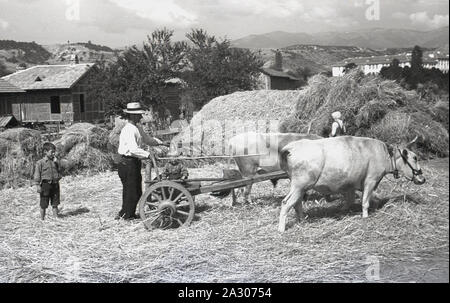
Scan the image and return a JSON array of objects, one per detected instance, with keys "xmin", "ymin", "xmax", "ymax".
[
  {"xmin": 123, "ymin": 102, "xmax": 146, "ymax": 114},
  {"xmin": 331, "ymin": 111, "xmax": 342, "ymax": 120}
]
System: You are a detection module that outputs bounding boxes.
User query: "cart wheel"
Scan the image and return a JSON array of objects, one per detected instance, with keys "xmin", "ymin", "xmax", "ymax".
[{"xmin": 138, "ymin": 181, "xmax": 195, "ymax": 230}]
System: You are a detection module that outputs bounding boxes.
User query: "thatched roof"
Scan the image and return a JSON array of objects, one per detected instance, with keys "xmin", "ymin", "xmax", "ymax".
[{"xmin": 1, "ymin": 64, "xmax": 94, "ymax": 90}]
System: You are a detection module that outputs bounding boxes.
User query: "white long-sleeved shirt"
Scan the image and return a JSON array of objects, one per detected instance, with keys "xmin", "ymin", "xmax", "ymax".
[{"xmin": 118, "ymin": 122, "xmax": 160, "ymax": 159}]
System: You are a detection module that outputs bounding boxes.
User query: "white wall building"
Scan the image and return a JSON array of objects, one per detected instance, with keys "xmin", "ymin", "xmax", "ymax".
[{"xmin": 332, "ymin": 52, "xmax": 449, "ymax": 77}]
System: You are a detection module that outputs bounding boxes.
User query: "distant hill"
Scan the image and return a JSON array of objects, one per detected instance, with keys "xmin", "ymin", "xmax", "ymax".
[
  {"xmin": 232, "ymin": 27, "xmax": 450, "ymax": 50},
  {"xmin": 256, "ymin": 45, "xmax": 439, "ymax": 75},
  {"xmin": 43, "ymin": 43, "xmax": 118, "ymax": 65},
  {"xmin": 0, "ymin": 40, "xmax": 118, "ymax": 75}
]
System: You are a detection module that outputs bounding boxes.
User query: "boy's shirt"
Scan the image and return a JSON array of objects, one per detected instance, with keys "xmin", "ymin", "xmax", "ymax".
[{"xmin": 33, "ymin": 158, "xmax": 63, "ymax": 185}]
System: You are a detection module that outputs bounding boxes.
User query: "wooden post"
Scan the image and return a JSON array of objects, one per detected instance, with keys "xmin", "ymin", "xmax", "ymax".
[{"xmin": 145, "ymin": 160, "xmax": 152, "ymax": 190}]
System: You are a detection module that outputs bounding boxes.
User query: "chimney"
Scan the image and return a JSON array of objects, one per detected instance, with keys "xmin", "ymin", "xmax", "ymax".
[
  {"xmin": 70, "ymin": 54, "xmax": 79, "ymax": 65},
  {"xmin": 273, "ymin": 50, "xmax": 283, "ymax": 71}
]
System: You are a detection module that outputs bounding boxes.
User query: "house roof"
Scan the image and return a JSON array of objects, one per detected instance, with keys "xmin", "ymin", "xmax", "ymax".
[
  {"xmin": 0, "ymin": 79, "xmax": 25, "ymax": 93},
  {"xmin": 0, "ymin": 115, "xmax": 18, "ymax": 128},
  {"xmin": 261, "ymin": 68, "xmax": 300, "ymax": 81},
  {"xmin": 1, "ymin": 63, "xmax": 94, "ymax": 90}
]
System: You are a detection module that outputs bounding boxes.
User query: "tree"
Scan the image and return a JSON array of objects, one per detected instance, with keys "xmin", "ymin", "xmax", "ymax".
[
  {"xmin": 380, "ymin": 58, "xmax": 402, "ymax": 81},
  {"xmin": 0, "ymin": 61, "xmax": 9, "ymax": 77},
  {"xmin": 411, "ymin": 45, "xmax": 423, "ymax": 71},
  {"xmin": 406, "ymin": 45, "xmax": 424, "ymax": 89},
  {"xmin": 344, "ymin": 62, "xmax": 357, "ymax": 73},
  {"xmin": 91, "ymin": 28, "xmax": 188, "ymax": 117},
  {"xmin": 183, "ymin": 29, "xmax": 263, "ymax": 108}
]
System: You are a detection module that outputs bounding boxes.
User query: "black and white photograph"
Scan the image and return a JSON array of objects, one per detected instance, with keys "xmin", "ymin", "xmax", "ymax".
[{"xmin": 0, "ymin": 0, "xmax": 448, "ymax": 286}]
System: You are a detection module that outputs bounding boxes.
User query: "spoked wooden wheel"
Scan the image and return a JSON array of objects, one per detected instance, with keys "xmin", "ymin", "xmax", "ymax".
[{"xmin": 138, "ymin": 181, "xmax": 195, "ymax": 230}]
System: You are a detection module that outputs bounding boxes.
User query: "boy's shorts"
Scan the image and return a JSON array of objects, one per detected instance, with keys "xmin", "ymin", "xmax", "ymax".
[{"xmin": 40, "ymin": 181, "xmax": 60, "ymax": 209}]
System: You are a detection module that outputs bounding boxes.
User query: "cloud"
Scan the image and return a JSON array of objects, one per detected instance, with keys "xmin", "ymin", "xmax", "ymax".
[
  {"xmin": 392, "ymin": 12, "xmax": 409, "ymax": 20},
  {"xmin": 0, "ymin": 18, "xmax": 9, "ymax": 30},
  {"xmin": 109, "ymin": 0, "xmax": 198, "ymax": 27},
  {"xmin": 409, "ymin": 11, "xmax": 449, "ymax": 28},
  {"xmin": 201, "ymin": 0, "xmax": 304, "ymax": 19}
]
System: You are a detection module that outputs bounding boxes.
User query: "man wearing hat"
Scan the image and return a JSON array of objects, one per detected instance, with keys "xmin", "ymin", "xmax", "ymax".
[
  {"xmin": 330, "ymin": 111, "xmax": 346, "ymax": 137},
  {"xmin": 116, "ymin": 102, "xmax": 163, "ymax": 220}
]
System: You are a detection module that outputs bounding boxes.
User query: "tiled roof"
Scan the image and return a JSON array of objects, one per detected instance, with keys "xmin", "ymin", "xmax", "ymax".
[
  {"xmin": 261, "ymin": 68, "xmax": 300, "ymax": 81},
  {"xmin": 1, "ymin": 64, "xmax": 94, "ymax": 90},
  {"xmin": 0, "ymin": 78, "xmax": 25, "ymax": 93}
]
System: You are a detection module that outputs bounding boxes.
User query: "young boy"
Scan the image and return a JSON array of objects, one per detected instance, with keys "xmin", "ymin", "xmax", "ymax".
[
  {"xmin": 161, "ymin": 158, "xmax": 189, "ymax": 180},
  {"xmin": 33, "ymin": 142, "xmax": 63, "ymax": 220}
]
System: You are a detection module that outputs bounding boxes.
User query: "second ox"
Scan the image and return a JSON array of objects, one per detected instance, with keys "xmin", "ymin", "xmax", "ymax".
[{"xmin": 225, "ymin": 132, "xmax": 322, "ymax": 203}]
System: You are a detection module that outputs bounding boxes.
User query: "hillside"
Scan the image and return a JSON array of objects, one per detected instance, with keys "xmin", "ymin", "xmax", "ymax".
[
  {"xmin": 0, "ymin": 40, "xmax": 118, "ymax": 75},
  {"xmin": 232, "ymin": 27, "xmax": 450, "ymax": 50},
  {"xmin": 43, "ymin": 43, "xmax": 118, "ymax": 65},
  {"xmin": 255, "ymin": 45, "xmax": 434, "ymax": 75}
]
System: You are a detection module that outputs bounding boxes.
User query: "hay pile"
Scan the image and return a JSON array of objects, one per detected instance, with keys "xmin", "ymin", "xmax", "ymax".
[
  {"xmin": 174, "ymin": 90, "xmax": 300, "ymax": 155},
  {"xmin": 0, "ymin": 159, "xmax": 448, "ymax": 282},
  {"xmin": 0, "ymin": 128, "xmax": 42, "ymax": 189},
  {"xmin": 277, "ymin": 70, "xmax": 449, "ymax": 157},
  {"xmin": 53, "ymin": 123, "xmax": 113, "ymax": 173}
]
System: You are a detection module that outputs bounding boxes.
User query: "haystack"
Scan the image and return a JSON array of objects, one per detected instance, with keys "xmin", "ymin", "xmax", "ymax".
[
  {"xmin": 53, "ymin": 123, "xmax": 113, "ymax": 173},
  {"xmin": 280, "ymin": 70, "xmax": 449, "ymax": 156},
  {"xmin": 173, "ymin": 90, "xmax": 301, "ymax": 155},
  {"xmin": 0, "ymin": 128, "xmax": 42, "ymax": 158},
  {"xmin": 54, "ymin": 123, "xmax": 109, "ymax": 155},
  {"xmin": 0, "ymin": 128, "xmax": 42, "ymax": 188}
]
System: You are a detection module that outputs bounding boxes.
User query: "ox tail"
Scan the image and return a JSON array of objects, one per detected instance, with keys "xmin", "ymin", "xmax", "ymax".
[{"xmin": 279, "ymin": 147, "xmax": 291, "ymax": 173}]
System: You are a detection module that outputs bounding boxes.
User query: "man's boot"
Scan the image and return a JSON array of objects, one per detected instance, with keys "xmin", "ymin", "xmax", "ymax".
[
  {"xmin": 52, "ymin": 207, "xmax": 59, "ymax": 218},
  {"xmin": 40, "ymin": 208, "xmax": 46, "ymax": 220}
]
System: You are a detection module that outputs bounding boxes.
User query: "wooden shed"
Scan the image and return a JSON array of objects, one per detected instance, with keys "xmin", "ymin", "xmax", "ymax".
[
  {"xmin": 260, "ymin": 67, "xmax": 301, "ymax": 90},
  {"xmin": 0, "ymin": 63, "xmax": 104, "ymax": 124}
]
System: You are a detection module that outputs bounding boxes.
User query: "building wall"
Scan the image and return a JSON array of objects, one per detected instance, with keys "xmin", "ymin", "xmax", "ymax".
[
  {"xmin": 0, "ymin": 94, "xmax": 15, "ymax": 116},
  {"xmin": 437, "ymin": 59, "xmax": 449, "ymax": 73},
  {"xmin": 270, "ymin": 77, "xmax": 300, "ymax": 90},
  {"xmin": 10, "ymin": 90, "xmax": 73, "ymax": 122},
  {"xmin": 6, "ymin": 70, "xmax": 105, "ymax": 123},
  {"xmin": 332, "ymin": 59, "xmax": 446, "ymax": 77},
  {"xmin": 71, "ymin": 76, "xmax": 105, "ymax": 123},
  {"xmin": 162, "ymin": 84, "xmax": 182, "ymax": 119}
]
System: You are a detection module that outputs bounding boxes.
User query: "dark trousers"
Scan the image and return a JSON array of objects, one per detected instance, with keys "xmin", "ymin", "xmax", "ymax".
[
  {"xmin": 117, "ymin": 157, "xmax": 142, "ymax": 219},
  {"xmin": 40, "ymin": 181, "xmax": 60, "ymax": 209}
]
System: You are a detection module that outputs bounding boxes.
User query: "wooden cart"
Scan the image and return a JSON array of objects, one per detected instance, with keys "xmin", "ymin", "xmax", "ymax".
[{"xmin": 138, "ymin": 154, "xmax": 287, "ymax": 230}]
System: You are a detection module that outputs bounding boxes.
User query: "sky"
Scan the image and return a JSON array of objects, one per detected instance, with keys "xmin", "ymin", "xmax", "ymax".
[{"xmin": 0, "ymin": 0, "xmax": 448, "ymax": 47}]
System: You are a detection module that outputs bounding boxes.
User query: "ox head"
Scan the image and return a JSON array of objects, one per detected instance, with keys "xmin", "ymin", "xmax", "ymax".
[{"xmin": 394, "ymin": 136, "xmax": 426, "ymax": 185}]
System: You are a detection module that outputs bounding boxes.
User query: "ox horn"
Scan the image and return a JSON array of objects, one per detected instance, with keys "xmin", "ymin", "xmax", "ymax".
[{"xmin": 406, "ymin": 135, "xmax": 419, "ymax": 149}]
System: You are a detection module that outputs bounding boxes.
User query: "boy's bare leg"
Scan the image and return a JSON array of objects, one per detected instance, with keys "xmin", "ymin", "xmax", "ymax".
[
  {"xmin": 40, "ymin": 208, "xmax": 46, "ymax": 220},
  {"xmin": 52, "ymin": 207, "xmax": 59, "ymax": 218}
]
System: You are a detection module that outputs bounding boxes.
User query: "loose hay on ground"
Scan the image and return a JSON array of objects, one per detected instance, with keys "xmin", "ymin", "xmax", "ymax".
[{"xmin": 0, "ymin": 159, "xmax": 447, "ymax": 282}]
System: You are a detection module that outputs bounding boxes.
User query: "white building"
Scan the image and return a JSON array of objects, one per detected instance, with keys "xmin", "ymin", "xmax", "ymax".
[{"xmin": 332, "ymin": 52, "xmax": 449, "ymax": 77}]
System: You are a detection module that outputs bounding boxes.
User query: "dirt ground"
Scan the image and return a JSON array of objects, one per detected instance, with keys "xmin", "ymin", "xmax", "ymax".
[{"xmin": 0, "ymin": 158, "xmax": 448, "ymax": 283}]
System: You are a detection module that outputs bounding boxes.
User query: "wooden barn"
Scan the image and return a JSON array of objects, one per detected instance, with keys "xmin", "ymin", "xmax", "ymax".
[{"xmin": 0, "ymin": 63, "xmax": 104, "ymax": 124}]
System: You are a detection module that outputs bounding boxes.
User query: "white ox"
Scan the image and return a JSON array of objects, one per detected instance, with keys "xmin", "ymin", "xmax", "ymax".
[
  {"xmin": 227, "ymin": 132, "xmax": 322, "ymax": 203},
  {"xmin": 278, "ymin": 136, "xmax": 426, "ymax": 232}
]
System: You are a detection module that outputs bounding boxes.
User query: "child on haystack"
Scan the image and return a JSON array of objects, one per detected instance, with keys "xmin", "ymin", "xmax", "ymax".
[{"xmin": 33, "ymin": 142, "xmax": 64, "ymax": 220}]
